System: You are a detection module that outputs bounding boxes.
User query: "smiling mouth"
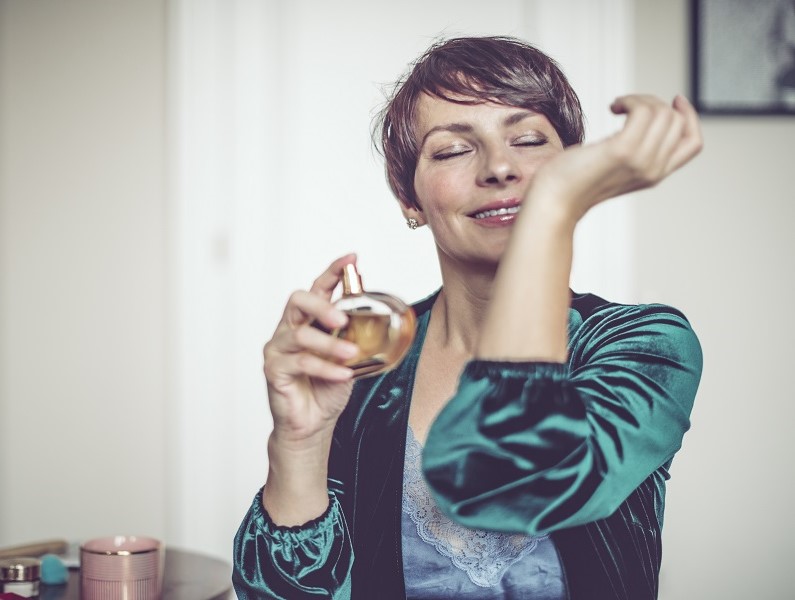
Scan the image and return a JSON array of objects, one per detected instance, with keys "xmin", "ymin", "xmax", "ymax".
[{"xmin": 471, "ymin": 205, "xmax": 521, "ymax": 220}]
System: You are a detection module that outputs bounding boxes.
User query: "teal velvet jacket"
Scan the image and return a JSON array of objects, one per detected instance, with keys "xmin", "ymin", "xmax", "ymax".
[{"xmin": 233, "ymin": 291, "xmax": 703, "ymax": 599}]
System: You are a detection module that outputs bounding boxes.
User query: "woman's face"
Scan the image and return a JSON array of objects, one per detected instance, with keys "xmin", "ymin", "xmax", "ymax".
[{"xmin": 410, "ymin": 93, "xmax": 565, "ymax": 268}]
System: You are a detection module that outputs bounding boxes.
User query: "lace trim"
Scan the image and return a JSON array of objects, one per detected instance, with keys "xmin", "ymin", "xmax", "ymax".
[{"xmin": 402, "ymin": 426, "xmax": 547, "ymax": 587}]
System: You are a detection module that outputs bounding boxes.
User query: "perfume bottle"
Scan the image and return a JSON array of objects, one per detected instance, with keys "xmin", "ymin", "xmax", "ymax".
[{"xmin": 327, "ymin": 264, "xmax": 416, "ymax": 378}]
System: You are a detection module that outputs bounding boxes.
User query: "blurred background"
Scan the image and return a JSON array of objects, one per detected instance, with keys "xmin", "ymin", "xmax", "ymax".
[{"xmin": 0, "ymin": 0, "xmax": 793, "ymax": 598}]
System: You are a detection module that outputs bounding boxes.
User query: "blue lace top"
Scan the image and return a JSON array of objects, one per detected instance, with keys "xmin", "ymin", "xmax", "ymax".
[{"xmin": 402, "ymin": 425, "xmax": 567, "ymax": 599}]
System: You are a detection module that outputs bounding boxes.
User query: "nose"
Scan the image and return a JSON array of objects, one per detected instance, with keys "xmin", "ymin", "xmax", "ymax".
[{"xmin": 477, "ymin": 144, "xmax": 521, "ymax": 187}]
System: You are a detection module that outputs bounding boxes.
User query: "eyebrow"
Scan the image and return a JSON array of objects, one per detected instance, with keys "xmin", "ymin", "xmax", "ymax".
[{"xmin": 420, "ymin": 110, "xmax": 537, "ymax": 147}]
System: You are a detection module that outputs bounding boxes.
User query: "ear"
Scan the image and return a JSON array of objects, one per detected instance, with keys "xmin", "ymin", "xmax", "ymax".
[{"xmin": 399, "ymin": 201, "xmax": 425, "ymax": 227}]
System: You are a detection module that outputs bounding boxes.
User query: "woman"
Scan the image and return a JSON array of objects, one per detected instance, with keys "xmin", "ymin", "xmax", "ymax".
[{"xmin": 233, "ymin": 36, "xmax": 703, "ymax": 599}]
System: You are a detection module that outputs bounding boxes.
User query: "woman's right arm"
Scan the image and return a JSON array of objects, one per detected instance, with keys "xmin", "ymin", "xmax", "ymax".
[{"xmin": 233, "ymin": 254, "xmax": 361, "ymax": 599}]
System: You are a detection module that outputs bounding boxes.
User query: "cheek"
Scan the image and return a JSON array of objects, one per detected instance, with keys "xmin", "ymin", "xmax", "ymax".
[
  {"xmin": 413, "ymin": 167, "xmax": 464, "ymax": 213},
  {"xmin": 525, "ymin": 147, "xmax": 564, "ymax": 171}
]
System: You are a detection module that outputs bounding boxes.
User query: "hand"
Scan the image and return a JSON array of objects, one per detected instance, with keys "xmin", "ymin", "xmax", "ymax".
[
  {"xmin": 529, "ymin": 94, "xmax": 703, "ymax": 222},
  {"xmin": 262, "ymin": 254, "xmax": 360, "ymax": 445}
]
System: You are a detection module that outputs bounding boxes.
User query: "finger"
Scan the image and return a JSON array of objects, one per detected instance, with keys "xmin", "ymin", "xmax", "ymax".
[
  {"xmin": 274, "ymin": 324, "xmax": 360, "ymax": 362},
  {"xmin": 610, "ymin": 93, "xmax": 671, "ymax": 115},
  {"xmin": 609, "ymin": 94, "xmax": 668, "ymax": 150},
  {"xmin": 309, "ymin": 253, "xmax": 358, "ymax": 298},
  {"xmin": 269, "ymin": 351, "xmax": 354, "ymax": 382},
  {"xmin": 673, "ymin": 94, "xmax": 701, "ymax": 135},
  {"xmin": 664, "ymin": 94, "xmax": 704, "ymax": 172},
  {"xmin": 642, "ymin": 108, "xmax": 685, "ymax": 175},
  {"xmin": 610, "ymin": 93, "xmax": 649, "ymax": 115},
  {"xmin": 282, "ymin": 290, "xmax": 349, "ymax": 330},
  {"xmin": 611, "ymin": 95, "xmax": 693, "ymax": 177}
]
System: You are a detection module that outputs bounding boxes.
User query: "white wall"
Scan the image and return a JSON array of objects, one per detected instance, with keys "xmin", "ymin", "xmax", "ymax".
[
  {"xmin": 633, "ymin": 2, "xmax": 795, "ymax": 599},
  {"xmin": 0, "ymin": 0, "xmax": 168, "ymax": 543}
]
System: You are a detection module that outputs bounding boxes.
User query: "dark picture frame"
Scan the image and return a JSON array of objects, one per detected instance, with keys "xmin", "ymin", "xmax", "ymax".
[{"xmin": 691, "ymin": 0, "xmax": 795, "ymax": 115}]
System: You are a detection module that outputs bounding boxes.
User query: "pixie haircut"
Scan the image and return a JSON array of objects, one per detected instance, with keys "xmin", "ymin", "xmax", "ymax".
[{"xmin": 374, "ymin": 36, "xmax": 585, "ymax": 209}]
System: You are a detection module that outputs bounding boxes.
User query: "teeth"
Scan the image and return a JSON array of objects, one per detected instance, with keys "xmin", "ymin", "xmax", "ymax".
[{"xmin": 473, "ymin": 206, "xmax": 520, "ymax": 219}]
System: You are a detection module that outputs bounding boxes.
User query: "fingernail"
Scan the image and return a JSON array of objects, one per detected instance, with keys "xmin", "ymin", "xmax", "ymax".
[
  {"xmin": 340, "ymin": 342, "xmax": 359, "ymax": 358},
  {"xmin": 331, "ymin": 310, "xmax": 348, "ymax": 327}
]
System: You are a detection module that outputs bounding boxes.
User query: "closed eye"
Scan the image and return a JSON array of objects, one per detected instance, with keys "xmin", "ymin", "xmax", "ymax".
[
  {"xmin": 513, "ymin": 136, "xmax": 548, "ymax": 147},
  {"xmin": 432, "ymin": 147, "xmax": 472, "ymax": 160}
]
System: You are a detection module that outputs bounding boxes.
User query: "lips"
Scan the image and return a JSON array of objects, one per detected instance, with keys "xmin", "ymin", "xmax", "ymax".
[
  {"xmin": 468, "ymin": 198, "xmax": 522, "ymax": 220},
  {"xmin": 471, "ymin": 205, "xmax": 521, "ymax": 219}
]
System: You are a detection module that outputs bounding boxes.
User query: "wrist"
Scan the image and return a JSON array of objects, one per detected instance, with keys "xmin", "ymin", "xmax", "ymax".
[
  {"xmin": 262, "ymin": 478, "xmax": 330, "ymax": 527},
  {"xmin": 523, "ymin": 188, "xmax": 581, "ymax": 233},
  {"xmin": 264, "ymin": 430, "xmax": 332, "ymax": 526},
  {"xmin": 269, "ymin": 414, "xmax": 337, "ymax": 447},
  {"xmin": 268, "ymin": 426, "xmax": 334, "ymax": 462}
]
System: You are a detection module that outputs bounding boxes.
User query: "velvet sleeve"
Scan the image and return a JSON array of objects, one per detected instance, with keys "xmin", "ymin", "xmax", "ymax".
[
  {"xmin": 421, "ymin": 303, "xmax": 702, "ymax": 535},
  {"xmin": 232, "ymin": 488, "xmax": 353, "ymax": 599}
]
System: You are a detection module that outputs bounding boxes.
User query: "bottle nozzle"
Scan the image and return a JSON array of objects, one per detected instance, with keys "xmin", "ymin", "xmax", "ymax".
[{"xmin": 342, "ymin": 263, "xmax": 364, "ymax": 296}]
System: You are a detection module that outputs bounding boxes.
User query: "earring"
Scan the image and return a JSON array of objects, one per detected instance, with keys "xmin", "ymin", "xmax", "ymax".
[{"xmin": 406, "ymin": 218, "xmax": 419, "ymax": 230}]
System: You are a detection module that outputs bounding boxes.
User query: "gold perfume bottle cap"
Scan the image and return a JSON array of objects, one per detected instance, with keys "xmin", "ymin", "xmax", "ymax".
[{"xmin": 342, "ymin": 263, "xmax": 364, "ymax": 296}]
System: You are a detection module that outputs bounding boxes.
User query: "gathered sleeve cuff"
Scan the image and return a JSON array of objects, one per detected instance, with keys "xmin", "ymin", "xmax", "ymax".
[
  {"xmin": 422, "ymin": 304, "xmax": 702, "ymax": 535},
  {"xmin": 232, "ymin": 488, "xmax": 353, "ymax": 599}
]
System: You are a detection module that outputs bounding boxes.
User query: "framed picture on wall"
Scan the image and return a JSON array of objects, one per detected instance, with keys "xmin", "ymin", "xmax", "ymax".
[{"xmin": 691, "ymin": 0, "xmax": 795, "ymax": 114}]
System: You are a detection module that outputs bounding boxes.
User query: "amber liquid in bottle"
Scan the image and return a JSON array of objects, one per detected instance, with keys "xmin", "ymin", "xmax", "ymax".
[{"xmin": 327, "ymin": 264, "xmax": 416, "ymax": 378}]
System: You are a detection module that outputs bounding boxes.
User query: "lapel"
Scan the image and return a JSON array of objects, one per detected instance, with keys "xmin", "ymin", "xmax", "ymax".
[{"xmin": 341, "ymin": 298, "xmax": 433, "ymax": 599}]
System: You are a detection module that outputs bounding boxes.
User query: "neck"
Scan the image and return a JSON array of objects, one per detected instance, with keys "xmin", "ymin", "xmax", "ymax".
[{"xmin": 431, "ymin": 251, "xmax": 498, "ymax": 353}]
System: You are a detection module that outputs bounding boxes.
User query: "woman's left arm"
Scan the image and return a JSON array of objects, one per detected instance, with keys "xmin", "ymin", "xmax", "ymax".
[
  {"xmin": 422, "ymin": 95, "xmax": 704, "ymax": 534},
  {"xmin": 423, "ymin": 301, "xmax": 702, "ymax": 534},
  {"xmin": 477, "ymin": 94, "xmax": 703, "ymax": 363}
]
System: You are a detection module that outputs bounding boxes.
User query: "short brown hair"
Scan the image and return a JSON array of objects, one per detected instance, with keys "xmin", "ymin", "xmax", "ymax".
[{"xmin": 374, "ymin": 36, "xmax": 585, "ymax": 209}]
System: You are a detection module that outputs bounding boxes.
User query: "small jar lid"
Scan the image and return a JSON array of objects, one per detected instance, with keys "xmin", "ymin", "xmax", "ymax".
[{"xmin": 0, "ymin": 557, "xmax": 41, "ymax": 582}]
